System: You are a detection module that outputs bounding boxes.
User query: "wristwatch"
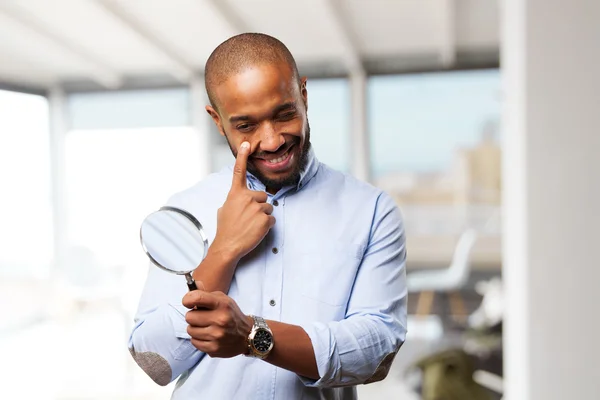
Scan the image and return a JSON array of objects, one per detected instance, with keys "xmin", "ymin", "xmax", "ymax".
[{"xmin": 246, "ymin": 315, "xmax": 274, "ymax": 359}]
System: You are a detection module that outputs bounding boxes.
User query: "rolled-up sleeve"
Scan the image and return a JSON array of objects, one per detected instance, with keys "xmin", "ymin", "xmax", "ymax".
[
  {"xmin": 128, "ymin": 262, "xmax": 205, "ymax": 386},
  {"xmin": 299, "ymin": 192, "xmax": 408, "ymax": 388}
]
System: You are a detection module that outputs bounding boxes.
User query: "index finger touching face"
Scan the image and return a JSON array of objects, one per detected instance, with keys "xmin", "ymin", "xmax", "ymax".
[{"xmin": 232, "ymin": 141, "xmax": 250, "ymax": 189}]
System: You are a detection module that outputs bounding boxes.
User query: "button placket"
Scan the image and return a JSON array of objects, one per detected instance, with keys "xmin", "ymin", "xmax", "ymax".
[{"xmin": 264, "ymin": 195, "xmax": 284, "ymax": 319}]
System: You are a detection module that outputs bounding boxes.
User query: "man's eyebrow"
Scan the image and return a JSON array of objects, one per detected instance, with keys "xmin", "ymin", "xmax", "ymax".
[
  {"xmin": 229, "ymin": 115, "xmax": 251, "ymax": 124},
  {"xmin": 273, "ymin": 102, "xmax": 297, "ymax": 114},
  {"xmin": 229, "ymin": 102, "xmax": 297, "ymax": 124}
]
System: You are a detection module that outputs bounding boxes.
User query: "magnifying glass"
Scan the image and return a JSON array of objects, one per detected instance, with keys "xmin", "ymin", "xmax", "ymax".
[{"xmin": 139, "ymin": 206, "xmax": 208, "ymax": 291}]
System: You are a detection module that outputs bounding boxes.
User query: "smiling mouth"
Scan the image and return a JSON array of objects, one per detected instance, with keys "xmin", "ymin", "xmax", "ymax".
[
  {"xmin": 253, "ymin": 144, "xmax": 295, "ymax": 171},
  {"xmin": 265, "ymin": 148, "xmax": 291, "ymax": 164}
]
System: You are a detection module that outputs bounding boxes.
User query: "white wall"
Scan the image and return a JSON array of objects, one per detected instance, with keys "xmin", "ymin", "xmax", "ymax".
[{"xmin": 502, "ymin": 1, "xmax": 600, "ymax": 399}]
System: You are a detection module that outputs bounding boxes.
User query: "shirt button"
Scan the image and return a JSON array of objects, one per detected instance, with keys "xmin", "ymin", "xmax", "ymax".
[
  {"xmin": 273, "ymin": 200, "xmax": 279, "ymax": 206},
  {"xmin": 269, "ymin": 299, "xmax": 276, "ymax": 307},
  {"xmin": 272, "ymin": 247, "xmax": 278, "ymax": 254}
]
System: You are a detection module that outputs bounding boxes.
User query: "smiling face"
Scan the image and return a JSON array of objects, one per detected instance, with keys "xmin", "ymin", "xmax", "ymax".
[{"xmin": 206, "ymin": 61, "xmax": 310, "ymax": 193}]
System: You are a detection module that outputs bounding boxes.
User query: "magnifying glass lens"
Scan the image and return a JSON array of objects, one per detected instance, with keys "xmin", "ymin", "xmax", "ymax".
[{"xmin": 140, "ymin": 207, "xmax": 208, "ymax": 291}]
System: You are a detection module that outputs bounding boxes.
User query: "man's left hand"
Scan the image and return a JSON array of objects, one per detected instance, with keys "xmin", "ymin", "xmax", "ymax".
[{"xmin": 183, "ymin": 286, "xmax": 253, "ymax": 358}]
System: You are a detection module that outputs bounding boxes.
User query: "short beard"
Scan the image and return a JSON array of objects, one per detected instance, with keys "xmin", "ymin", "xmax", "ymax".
[{"xmin": 226, "ymin": 121, "xmax": 311, "ymax": 190}]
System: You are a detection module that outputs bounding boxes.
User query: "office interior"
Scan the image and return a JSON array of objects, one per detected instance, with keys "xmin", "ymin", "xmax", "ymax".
[{"xmin": 0, "ymin": 1, "xmax": 597, "ymax": 399}]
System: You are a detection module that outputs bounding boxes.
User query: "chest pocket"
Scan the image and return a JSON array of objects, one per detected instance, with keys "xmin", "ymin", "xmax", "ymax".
[{"xmin": 294, "ymin": 241, "xmax": 364, "ymax": 308}]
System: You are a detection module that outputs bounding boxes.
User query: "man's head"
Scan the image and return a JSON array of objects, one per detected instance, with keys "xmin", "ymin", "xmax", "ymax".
[{"xmin": 205, "ymin": 33, "xmax": 311, "ymax": 193}]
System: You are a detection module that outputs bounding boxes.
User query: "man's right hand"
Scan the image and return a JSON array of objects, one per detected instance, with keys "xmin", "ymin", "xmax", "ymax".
[{"xmin": 210, "ymin": 141, "xmax": 275, "ymax": 263}]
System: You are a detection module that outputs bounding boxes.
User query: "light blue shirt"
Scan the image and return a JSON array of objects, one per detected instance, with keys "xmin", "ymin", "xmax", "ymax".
[{"xmin": 129, "ymin": 148, "xmax": 408, "ymax": 399}]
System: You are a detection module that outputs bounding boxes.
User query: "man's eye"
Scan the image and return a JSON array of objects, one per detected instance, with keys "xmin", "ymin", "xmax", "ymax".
[{"xmin": 237, "ymin": 124, "xmax": 252, "ymax": 131}]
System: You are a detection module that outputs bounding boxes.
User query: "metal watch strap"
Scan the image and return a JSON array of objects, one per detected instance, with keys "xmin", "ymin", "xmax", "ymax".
[{"xmin": 252, "ymin": 315, "xmax": 268, "ymax": 330}]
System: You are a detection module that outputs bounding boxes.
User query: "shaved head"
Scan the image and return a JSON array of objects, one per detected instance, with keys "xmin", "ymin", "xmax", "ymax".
[{"xmin": 204, "ymin": 33, "xmax": 301, "ymax": 109}]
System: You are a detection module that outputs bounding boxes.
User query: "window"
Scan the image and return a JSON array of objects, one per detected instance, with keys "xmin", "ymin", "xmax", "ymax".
[
  {"xmin": 0, "ymin": 90, "xmax": 52, "ymax": 279},
  {"xmin": 0, "ymin": 90, "xmax": 55, "ymax": 399},
  {"xmin": 306, "ymin": 78, "xmax": 350, "ymax": 172},
  {"xmin": 368, "ymin": 70, "xmax": 501, "ymax": 266},
  {"xmin": 64, "ymin": 127, "xmax": 202, "ymax": 282}
]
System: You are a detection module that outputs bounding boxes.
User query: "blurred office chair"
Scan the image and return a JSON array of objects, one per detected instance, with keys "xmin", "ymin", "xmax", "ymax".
[
  {"xmin": 468, "ymin": 277, "xmax": 503, "ymax": 331},
  {"xmin": 405, "ymin": 348, "xmax": 497, "ymax": 400},
  {"xmin": 407, "ymin": 228, "xmax": 478, "ymax": 319}
]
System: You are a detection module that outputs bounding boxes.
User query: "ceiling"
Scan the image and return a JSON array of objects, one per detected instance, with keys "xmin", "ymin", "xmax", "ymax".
[{"xmin": 0, "ymin": 0, "xmax": 499, "ymax": 93}]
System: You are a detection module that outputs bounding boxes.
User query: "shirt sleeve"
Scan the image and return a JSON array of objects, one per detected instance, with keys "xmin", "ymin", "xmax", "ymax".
[
  {"xmin": 128, "ymin": 261, "xmax": 205, "ymax": 386},
  {"xmin": 298, "ymin": 191, "xmax": 408, "ymax": 388}
]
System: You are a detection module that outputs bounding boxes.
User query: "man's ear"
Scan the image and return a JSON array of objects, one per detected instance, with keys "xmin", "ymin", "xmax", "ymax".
[
  {"xmin": 206, "ymin": 105, "xmax": 225, "ymax": 136},
  {"xmin": 300, "ymin": 77, "xmax": 308, "ymax": 111}
]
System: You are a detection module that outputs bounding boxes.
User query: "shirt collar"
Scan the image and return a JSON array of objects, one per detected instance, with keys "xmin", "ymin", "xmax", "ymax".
[
  {"xmin": 297, "ymin": 145, "xmax": 319, "ymax": 190},
  {"xmin": 244, "ymin": 145, "xmax": 319, "ymax": 194}
]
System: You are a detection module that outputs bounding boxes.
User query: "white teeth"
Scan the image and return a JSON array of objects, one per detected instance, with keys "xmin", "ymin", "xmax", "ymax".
[{"xmin": 267, "ymin": 151, "xmax": 288, "ymax": 164}]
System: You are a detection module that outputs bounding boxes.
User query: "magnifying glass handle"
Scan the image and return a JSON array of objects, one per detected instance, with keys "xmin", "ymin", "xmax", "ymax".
[
  {"xmin": 185, "ymin": 273, "xmax": 198, "ymax": 291},
  {"xmin": 184, "ymin": 273, "xmax": 202, "ymax": 310}
]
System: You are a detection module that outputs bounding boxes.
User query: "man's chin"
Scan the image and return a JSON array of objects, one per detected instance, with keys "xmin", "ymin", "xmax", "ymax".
[{"xmin": 253, "ymin": 170, "xmax": 299, "ymax": 189}]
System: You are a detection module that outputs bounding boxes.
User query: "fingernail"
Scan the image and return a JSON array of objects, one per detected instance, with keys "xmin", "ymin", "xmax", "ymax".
[{"xmin": 240, "ymin": 142, "xmax": 249, "ymax": 151}]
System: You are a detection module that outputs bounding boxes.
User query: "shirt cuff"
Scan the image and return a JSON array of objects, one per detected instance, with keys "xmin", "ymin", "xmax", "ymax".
[
  {"xmin": 296, "ymin": 316, "xmax": 405, "ymax": 388},
  {"xmin": 296, "ymin": 321, "xmax": 339, "ymax": 388}
]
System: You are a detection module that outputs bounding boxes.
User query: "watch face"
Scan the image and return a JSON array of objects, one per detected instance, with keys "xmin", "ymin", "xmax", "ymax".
[{"xmin": 253, "ymin": 329, "xmax": 273, "ymax": 353}]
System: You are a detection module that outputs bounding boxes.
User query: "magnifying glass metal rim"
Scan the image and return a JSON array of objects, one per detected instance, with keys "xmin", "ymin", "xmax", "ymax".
[{"xmin": 139, "ymin": 205, "xmax": 209, "ymax": 279}]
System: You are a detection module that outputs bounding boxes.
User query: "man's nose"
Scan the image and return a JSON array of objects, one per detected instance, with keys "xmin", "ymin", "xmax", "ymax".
[{"xmin": 257, "ymin": 123, "xmax": 285, "ymax": 153}]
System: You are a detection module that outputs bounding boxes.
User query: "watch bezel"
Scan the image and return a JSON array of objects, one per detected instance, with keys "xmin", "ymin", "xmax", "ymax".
[{"xmin": 249, "ymin": 327, "xmax": 274, "ymax": 357}]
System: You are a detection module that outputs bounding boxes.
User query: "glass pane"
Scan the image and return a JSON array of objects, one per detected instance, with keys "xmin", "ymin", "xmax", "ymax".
[
  {"xmin": 0, "ymin": 90, "xmax": 52, "ymax": 280},
  {"xmin": 0, "ymin": 90, "xmax": 54, "ymax": 398},
  {"xmin": 368, "ymin": 70, "xmax": 502, "ymax": 267},
  {"xmin": 306, "ymin": 78, "xmax": 350, "ymax": 173},
  {"xmin": 68, "ymin": 88, "xmax": 190, "ymax": 130},
  {"xmin": 369, "ymin": 70, "xmax": 500, "ymax": 177},
  {"xmin": 64, "ymin": 127, "xmax": 202, "ymax": 268}
]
